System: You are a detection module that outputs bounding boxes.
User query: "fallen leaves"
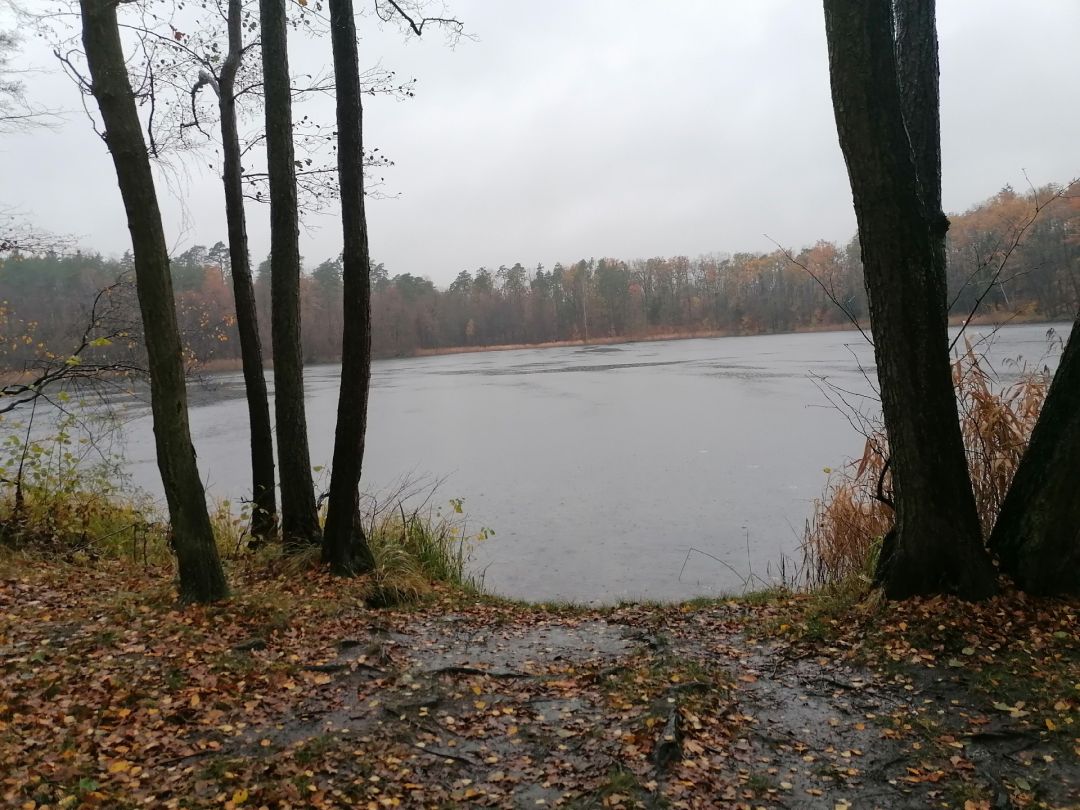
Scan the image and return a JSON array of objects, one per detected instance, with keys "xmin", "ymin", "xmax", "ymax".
[{"xmin": 2, "ymin": 558, "xmax": 1078, "ymax": 808}]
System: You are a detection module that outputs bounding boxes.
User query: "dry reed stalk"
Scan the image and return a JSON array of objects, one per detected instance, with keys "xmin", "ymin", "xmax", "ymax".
[{"xmin": 802, "ymin": 340, "xmax": 1051, "ymax": 587}]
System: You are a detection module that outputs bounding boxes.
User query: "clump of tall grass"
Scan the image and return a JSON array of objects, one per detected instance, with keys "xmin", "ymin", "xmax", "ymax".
[
  {"xmin": 256, "ymin": 481, "xmax": 489, "ymax": 606},
  {"xmin": 365, "ymin": 494, "xmax": 489, "ymax": 607},
  {"xmin": 802, "ymin": 339, "xmax": 1052, "ymax": 589}
]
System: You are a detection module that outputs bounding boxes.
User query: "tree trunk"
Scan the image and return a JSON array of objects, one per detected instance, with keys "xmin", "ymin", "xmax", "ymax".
[
  {"xmin": 822, "ymin": 0, "xmax": 997, "ymax": 599},
  {"xmin": 322, "ymin": 0, "xmax": 375, "ymax": 574},
  {"xmin": 988, "ymin": 317, "xmax": 1080, "ymax": 594},
  {"xmin": 893, "ymin": 0, "xmax": 942, "ymax": 218},
  {"xmin": 259, "ymin": 0, "xmax": 321, "ymax": 549},
  {"xmin": 219, "ymin": 0, "xmax": 277, "ymax": 543},
  {"xmin": 80, "ymin": 0, "xmax": 228, "ymax": 602}
]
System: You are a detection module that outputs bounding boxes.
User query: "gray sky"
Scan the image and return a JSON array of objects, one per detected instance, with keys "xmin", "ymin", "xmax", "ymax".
[{"xmin": 4, "ymin": 0, "xmax": 1079, "ymax": 286}]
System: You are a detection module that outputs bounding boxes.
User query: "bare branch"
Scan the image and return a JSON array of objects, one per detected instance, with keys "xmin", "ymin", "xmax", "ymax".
[
  {"xmin": 375, "ymin": 0, "xmax": 465, "ymax": 39},
  {"xmin": 767, "ymin": 235, "xmax": 874, "ymax": 346},
  {"xmin": 949, "ymin": 179, "xmax": 1078, "ymax": 351}
]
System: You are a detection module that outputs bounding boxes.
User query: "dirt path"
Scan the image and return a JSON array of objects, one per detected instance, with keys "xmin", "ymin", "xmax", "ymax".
[
  {"xmin": 3, "ymin": 564, "xmax": 1076, "ymax": 809},
  {"xmin": 231, "ymin": 602, "xmax": 1076, "ymax": 809}
]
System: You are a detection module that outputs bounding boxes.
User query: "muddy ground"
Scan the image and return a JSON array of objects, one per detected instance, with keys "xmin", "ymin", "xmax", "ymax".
[
  {"xmin": 227, "ymin": 601, "xmax": 1077, "ymax": 809},
  {"xmin": 2, "ymin": 565, "xmax": 1076, "ymax": 809}
]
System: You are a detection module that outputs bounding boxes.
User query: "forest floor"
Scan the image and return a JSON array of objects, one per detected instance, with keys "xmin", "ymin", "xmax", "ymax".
[{"xmin": 1, "ymin": 559, "xmax": 1078, "ymax": 809}]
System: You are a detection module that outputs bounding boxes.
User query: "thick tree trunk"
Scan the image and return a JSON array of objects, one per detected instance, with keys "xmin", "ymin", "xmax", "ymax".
[
  {"xmin": 259, "ymin": 0, "xmax": 321, "ymax": 549},
  {"xmin": 893, "ymin": 0, "xmax": 942, "ymax": 218},
  {"xmin": 219, "ymin": 0, "xmax": 277, "ymax": 543},
  {"xmin": 989, "ymin": 317, "xmax": 1080, "ymax": 594},
  {"xmin": 823, "ymin": 0, "xmax": 997, "ymax": 599},
  {"xmin": 322, "ymin": 0, "xmax": 375, "ymax": 574},
  {"xmin": 80, "ymin": 0, "xmax": 228, "ymax": 602}
]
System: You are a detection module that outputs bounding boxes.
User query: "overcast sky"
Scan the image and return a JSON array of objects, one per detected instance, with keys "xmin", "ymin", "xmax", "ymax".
[{"xmin": 4, "ymin": 0, "xmax": 1079, "ymax": 286}]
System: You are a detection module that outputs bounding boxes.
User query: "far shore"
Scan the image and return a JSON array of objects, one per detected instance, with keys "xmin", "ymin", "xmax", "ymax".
[
  {"xmin": 194, "ymin": 309, "xmax": 1059, "ymax": 373},
  {"xmin": 0, "ymin": 310, "xmax": 1060, "ymax": 384}
]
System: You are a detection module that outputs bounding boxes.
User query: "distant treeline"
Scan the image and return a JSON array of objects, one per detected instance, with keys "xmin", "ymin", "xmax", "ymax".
[{"xmin": 1, "ymin": 183, "xmax": 1077, "ymax": 369}]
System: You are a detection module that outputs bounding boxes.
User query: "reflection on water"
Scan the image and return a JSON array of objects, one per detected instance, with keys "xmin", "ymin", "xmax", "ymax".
[{"xmin": 107, "ymin": 323, "xmax": 1067, "ymax": 603}]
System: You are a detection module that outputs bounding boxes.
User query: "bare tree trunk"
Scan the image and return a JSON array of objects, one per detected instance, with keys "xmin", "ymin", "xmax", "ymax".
[
  {"xmin": 219, "ymin": 0, "xmax": 277, "ymax": 543},
  {"xmin": 259, "ymin": 0, "xmax": 321, "ymax": 549},
  {"xmin": 322, "ymin": 0, "xmax": 375, "ymax": 574},
  {"xmin": 989, "ymin": 317, "xmax": 1080, "ymax": 594},
  {"xmin": 80, "ymin": 0, "xmax": 228, "ymax": 602},
  {"xmin": 822, "ymin": 0, "xmax": 996, "ymax": 599},
  {"xmin": 893, "ymin": 0, "xmax": 942, "ymax": 219}
]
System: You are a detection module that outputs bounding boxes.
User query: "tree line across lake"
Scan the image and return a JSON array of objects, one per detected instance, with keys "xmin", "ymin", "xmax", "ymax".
[{"xmin": 1, "ymin": 180, "xmax": 1077, "ymax": 370}]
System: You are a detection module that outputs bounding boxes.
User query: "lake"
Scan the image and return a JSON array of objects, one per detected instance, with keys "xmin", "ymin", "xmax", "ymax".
[{"xmin": 108, "ymin": 323, "xmax": 1065, "ymax": 603}]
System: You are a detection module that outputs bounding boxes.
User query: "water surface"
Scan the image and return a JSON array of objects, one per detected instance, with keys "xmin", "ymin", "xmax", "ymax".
[{"xmin": 113, "ymin": 323, "xmax": 1065, "ymax": 602}]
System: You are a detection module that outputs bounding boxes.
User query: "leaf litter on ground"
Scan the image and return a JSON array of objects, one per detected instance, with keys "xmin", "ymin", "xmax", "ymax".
[{"xmin": 1, "ymin": 558, "xmax": 1077, "ymax": 808}]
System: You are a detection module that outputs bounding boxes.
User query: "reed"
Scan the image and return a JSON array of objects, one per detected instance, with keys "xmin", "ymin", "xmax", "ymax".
[{"xmin": 802, "ymin": 338, "xmax": 1053, "ymax": 588}]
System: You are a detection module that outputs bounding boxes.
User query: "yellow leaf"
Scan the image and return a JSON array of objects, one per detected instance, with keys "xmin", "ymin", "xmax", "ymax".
[
  {"xmin": 232, "ymin": 788, "xmax": 248, "ymax": 805},
  {"xmin": 108, "ymin": 759, "xmax": 132, "ymax": 773},
  {"xmin": 1045, "ymin": 718, "xmax": 1057, "ymax": 731}
]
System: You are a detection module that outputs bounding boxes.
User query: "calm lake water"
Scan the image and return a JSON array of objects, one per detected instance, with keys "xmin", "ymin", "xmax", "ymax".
[{"xmin": 105, "ymin": 323, "xmax": 1065, "ymax": 603}]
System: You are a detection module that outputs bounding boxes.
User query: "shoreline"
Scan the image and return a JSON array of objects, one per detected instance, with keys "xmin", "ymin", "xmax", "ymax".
[
  {"xmin": 0, "ymin": 311, "xmax": 1059, "ymax": 383},
  {"xmin": 199, "ymin": 309, "xmax": 1060, "ymax": 371}
]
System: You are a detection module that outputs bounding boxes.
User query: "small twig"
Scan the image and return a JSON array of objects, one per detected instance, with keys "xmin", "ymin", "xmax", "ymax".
[
  {"xmin": 767, "ymin": 235, "xmax": 874, "ymax": 346},
  {"xmin": 679, "ymin": 546, "xmax": 750, "ymax": 589},
  {"xmin": 410, "ymin": 743, "xmax": 477, "ymax": 766},
  {"xmin": 427, "ymin": 665, "xmax": 527, "ymax": 679}
]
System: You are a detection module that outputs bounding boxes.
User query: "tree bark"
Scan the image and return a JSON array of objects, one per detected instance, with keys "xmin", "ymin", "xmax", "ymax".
[
  {"xmin": 259, "ymin": 0, "xmax": 321, "ymax": 549},
  {"xmin": 822, "ymin": 0, "xmax": 997, "ymax": 599},
  {"xmin": 322, "ymin": 0, "xmax": 375, "ymax": 574},
  {"xmin": 988, "ymin": 317, "xmax": 1080, "ymax": 594},
  {"xmin": 219, "ymin": 0, "xmax": 277, "ymax": 543},
  {"xmin": 80, "ymin": 0, "xmax": 228, "ymax": 602},
  {"xmin": 893, "ymin": 0, "xmax": 942, "ymax": 218}
]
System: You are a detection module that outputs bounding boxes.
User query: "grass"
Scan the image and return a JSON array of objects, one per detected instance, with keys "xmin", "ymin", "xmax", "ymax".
[
  {"xmin": 0, "ymin": 476, "xmax": 486, "ymax": 609},
  {"xmin": 365, "ymin": 504, "xmax": 485, "ymax": 606},
  {"xmin": 0, "ymin": 409, "xmax": 487, "ymax": 607}
]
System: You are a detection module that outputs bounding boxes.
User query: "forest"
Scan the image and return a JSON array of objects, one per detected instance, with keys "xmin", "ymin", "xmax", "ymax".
[
  {"xmin": 1, "ymin": 0, "xmax": 1079, "ymax": 808},
  {"xmin": 1, "ymin": 182, "xmax": 1077, "ymax": 367}
]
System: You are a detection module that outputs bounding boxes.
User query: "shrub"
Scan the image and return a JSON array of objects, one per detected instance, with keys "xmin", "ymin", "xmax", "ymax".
[{"xmin": 0, "ymin": 411, "xmax": 165, "ymax": 557}]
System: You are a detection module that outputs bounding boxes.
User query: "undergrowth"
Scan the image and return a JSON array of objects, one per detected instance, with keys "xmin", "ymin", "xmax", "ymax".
[
  {"xmin": 802, "ymin": 338, "xmax": 1054, "ymax": 591},
  {"xmin": 0, "ymin": 414, "xmax": 487, "ymax": 605}
]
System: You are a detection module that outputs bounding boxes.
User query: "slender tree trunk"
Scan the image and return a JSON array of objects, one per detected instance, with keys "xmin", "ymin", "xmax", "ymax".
[
  {"xmin": 80, "ymin": 0, "xmax": 228, "ymax": 602},
  {"xmin": 988, "ymin": 317, "xmax": 1080, "ymax": 594},
  {"xmin": 322, "ymin": 0, "xmax": 375, "ymax": 574},
  {"xmin": 218, "ymin": 0, "xmax": 277, "ymax": 543},
  {"xmin": 259, "ymin": 0, "xmax": 321, "ymax": 549},
  {"xmin": 822, "ymin": 0, "xmax": 996, "ymax": 599}
]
